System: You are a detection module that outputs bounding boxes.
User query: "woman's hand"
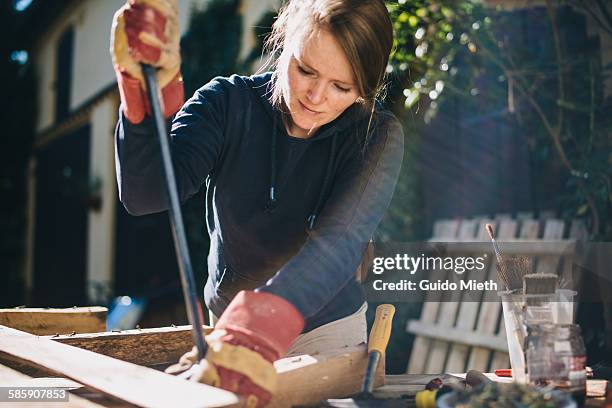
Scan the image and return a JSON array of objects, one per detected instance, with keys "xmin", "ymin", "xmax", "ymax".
[
  {"xmin": 110, "ymin": 0, "xmax": 184, "ymax": 123},
  {"xmin": 166, "ymin": 291, "xmax": 304, "ymax": 408}
]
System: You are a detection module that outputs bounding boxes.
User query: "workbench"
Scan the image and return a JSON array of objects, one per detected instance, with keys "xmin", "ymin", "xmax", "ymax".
[
  {"xmin": 0, "ymin": 308, "xmax": 384, "ymax": 407},
  {"xmin": 0, "ymin": 308, "xmax": 607, "ymax": 407}
]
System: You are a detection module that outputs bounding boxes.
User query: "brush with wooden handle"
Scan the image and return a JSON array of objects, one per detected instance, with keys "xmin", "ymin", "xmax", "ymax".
[
  {"xmin": 486, "ymin": 224, "xmax": 510, "ymax": 290},
  {"xmin": 486, "ymin": 223, "xmax": 526, "ymax": 291},
  {"xmin": 363, "ymin": 304, "xmax": 396, "ymax": 394},
  {"xmin": 325, "ymin": 304, "xmax": 395, "ymax": 407},
  {"xmin": 523, "ymin": 273, "xmax": 558, "ymax": 323}
]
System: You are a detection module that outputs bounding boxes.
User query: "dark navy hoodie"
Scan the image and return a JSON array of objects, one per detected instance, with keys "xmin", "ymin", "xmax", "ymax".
[{"xmin": 115, "ymin": 72, "xmax": 403, "ymax": 332}]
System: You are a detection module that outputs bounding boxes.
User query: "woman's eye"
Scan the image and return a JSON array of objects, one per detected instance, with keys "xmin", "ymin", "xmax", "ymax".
[
  {"xmin": 335, "ymin": 84, "xmax": 350, "ymax": 93},
  {"xmin": 297, "ymin": 65, "xmax": 313, "ymax": 76}
]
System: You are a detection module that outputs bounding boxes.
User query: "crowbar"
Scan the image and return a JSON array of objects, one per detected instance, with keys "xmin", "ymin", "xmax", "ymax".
[{"xmin": 141, "ymin": 63, "xmax": 208, "ymax": 361}]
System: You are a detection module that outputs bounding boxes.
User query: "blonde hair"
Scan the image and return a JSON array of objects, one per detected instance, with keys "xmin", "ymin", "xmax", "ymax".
[{"xmin": 263, "ymin": 0, "xmax": 394, "ymax": 117}]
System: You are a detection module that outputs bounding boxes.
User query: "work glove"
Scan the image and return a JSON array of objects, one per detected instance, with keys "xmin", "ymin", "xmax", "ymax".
[
  {"xmin": 110, "ymin": 0, "xmax": 184, "ymax": 124},
  {"xmin": 166, "ymin": 291, "xmax": 304, "ymax": 408}
]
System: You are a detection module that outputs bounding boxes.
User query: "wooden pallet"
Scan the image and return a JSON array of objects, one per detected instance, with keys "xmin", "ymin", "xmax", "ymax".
[
  {"xmin": 0, "ymin": 311, "xmax": 383, "ymax": 407},
  {"xmin": 406, "ymin": 215, "xmax": 586, "ymax": 374}
]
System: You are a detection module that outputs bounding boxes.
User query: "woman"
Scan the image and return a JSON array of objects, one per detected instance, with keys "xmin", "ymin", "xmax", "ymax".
[{"xmin": 111, "ymin": 0, "xmax": 403, "ymax": 405}]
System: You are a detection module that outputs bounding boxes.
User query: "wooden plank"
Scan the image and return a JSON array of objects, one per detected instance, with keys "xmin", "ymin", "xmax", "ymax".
[
  {"xmin": 407, "ymin": 219, "xmax": 460, "ymax": 373},
  {"xmin": 1, "ymin": 347, "xmax": 380, "ymax": 408},
  {"xmin": 49, "ymin": 325, "xmax": 209, "ymax": 367},
  {"xmin": 271, "ymin": 344, "xmax": 383, "ymax": 407},
  {"xmin": 406, "ymin": 321, "xmax": 508, "ymax": 353},
  {"xmin": 445, "ymin": 219, "xmax": 495, "ymax": 373},
  {"xmin": 568, "ymin": 219, "xmax": 588, "ymax": 241},
  {"xmin": 424, "ymin": 219, "xmax": 479, "ymax": 374},
  {"xmin": 3, "ymin": 325, "xmax": 381, "ymax": 407},
  {"xmin": 515, "ymin": 212, "xmax": 534, "ymax": 221},
  {"xmin": 0, "ymin": 325, "xmax": 238, "ymax": 408},
  {"xmin": 431, "ymin": 219, "xmax": 456, "ymax": 238},
  {"xmin": 0, "ymin": 364, "xmax": 105, "ymax": 408},
  {"xmin": 467, "ymin": 219, "xmax": 518, "ymax": 372},
  {"xmin": 1, "ymin": 375, "xmax": 83, "ymax": 389},
  {"xmin": 519, "ymin": 219, "xmax": 540, "ymax": 240},
  {"xmin": 0, "ymin": 308, "xmax": 107, "ymax": 335},
  {"xmin": 560, "ymin": 220, "xmax": 588, "ymax": 291},
  {"xmin": 559, "ymin": 220, "xmax": 589, "ymax": 290},
  {"xmin": 539, "ymin": 210, "xmax": 557, "ymax": 220},
  {"xmin": 535, "ymin": 219, "xmax": 565, "ymax": 274},
  {"xmin": 428, "ymin": 219, "xmax": 460, "ymax": 243},
  {"xmin": 428, "ymin": 240, "xmax": 575, "ymax": 255}
]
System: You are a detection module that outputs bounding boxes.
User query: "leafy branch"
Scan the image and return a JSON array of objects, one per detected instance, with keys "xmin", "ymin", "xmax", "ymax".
[{"xmin": 387, "ymin": 0, "xmax": 611, "ymax": 237}]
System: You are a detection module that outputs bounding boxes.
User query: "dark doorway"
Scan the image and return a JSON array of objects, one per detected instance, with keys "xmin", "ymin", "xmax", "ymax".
[
  {"xmin": 114, "ymin": 206, "xmax": 178, "ymax": 293},
  {"xmin": 114, "ymin": 200, "xmax": 188, "ymax": 327},
  {"xmin": 32, "ymin": 124, "xmax": 90, "ymax": 307}
]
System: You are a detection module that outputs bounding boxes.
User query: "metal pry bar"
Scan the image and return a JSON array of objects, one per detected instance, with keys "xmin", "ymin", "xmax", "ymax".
[{"xmin": 141, "ymin": 63, "xmax": 207, "ymax": 360}]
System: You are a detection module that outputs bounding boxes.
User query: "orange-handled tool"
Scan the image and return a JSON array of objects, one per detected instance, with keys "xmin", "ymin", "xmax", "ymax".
[{"xmin": 495, "ymin": 369, "xmax": 513, "ymax": 377}]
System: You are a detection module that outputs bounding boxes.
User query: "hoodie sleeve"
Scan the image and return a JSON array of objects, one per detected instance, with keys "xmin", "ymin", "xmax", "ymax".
[
  {"xmin": 115, "ymin": 77, "xmax": 229, "ymax": 216},
  {"xmin": 257, "ymin": 112, "xmax": 404, "ymax": 320}
]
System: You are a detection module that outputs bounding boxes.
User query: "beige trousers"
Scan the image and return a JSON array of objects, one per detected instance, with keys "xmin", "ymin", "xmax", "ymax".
[{"xmin": 208, "ymin": 302, "xmax": 368, "ymax": 357}]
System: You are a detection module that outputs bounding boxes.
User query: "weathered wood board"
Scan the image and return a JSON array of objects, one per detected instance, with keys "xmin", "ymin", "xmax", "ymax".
[
  {"xmin": 0, "ymin": 308, "xmax": 107, "ymax": 335},
  {"xmin": 1, "ymin": 324, "xmax": 381, "ymax": 407},
  {"xmin": 272, "ymin": 344, "xmax": 384, "ymax": 407},
  {"xmin": 0, "ymin": 364, "xmax": 105, "ymax": 408},
  {"xmin": 0, "ymin": 325, "xmax": 239, "ymax": 408},
  {"xmin": 49, "ymin": 325, "xmax": 207, "ymax": 367}
]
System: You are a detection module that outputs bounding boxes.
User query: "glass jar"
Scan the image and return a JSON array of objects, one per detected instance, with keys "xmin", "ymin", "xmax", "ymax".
[
  {"xmin": 525, "ymin": 324, "xmax": 556, "ymax": 387},
  {"xmin": 525, "ymin": 324, "xmax": 586, "ymax": 405},
  {"xmin": 552, "ymin": 324, "xmax": 587, "ymax": 405}
]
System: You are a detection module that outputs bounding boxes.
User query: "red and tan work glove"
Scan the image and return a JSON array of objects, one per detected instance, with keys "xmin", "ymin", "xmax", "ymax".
[
  {"xmin": 110, "ymin": 0, "xmax": 184, "ymax": 124},
  {"xmin": 166, "ymin": 291, "xmax": 304, "ymax": 408}
]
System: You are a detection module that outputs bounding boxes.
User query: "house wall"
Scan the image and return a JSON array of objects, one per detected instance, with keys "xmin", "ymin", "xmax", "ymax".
[
  {"xmin": 33, "ymin": 0, "xmax": 205, "ymax": 133},
  {"xmin": 86, "ymin": 95, "xmax": 118, "ymax": 304},
  {"xmin": 28, "ymin": 0, "xmax": 279, "ymax": 305},
  {"xmin": 30, "ymin": 0, "xmax": 203, "ymax": 304}
]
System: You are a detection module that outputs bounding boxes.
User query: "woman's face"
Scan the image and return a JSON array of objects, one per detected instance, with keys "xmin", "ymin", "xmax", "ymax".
[{"xmin": 282, "ymin": 28, "xmax": 361, "ymax": 138}]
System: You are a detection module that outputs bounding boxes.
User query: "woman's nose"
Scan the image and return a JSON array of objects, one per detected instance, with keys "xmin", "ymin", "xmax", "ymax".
[{"xmin": 306, "ymin": 81, "xmax": 326, "ymax": 105}]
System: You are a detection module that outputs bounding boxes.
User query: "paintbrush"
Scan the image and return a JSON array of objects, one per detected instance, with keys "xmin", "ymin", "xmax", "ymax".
[
  {"xmin": 486, "ymin": 223, "xmax": 509, "ymax": 289},
  {"xmin": 524, "ymin": 273, "xmax": 558, "ymax": 301},
  {"xmin": 523, "ymin": 273, "xmax": 558, "ymax": 323},
  {"xmin": 524, "ymin": 273, "xmax": 558, "ymax": 296},
  {"xmin": 486, "ymin": 223, "xmax": 526, "ymax": 291},
  {"xmin": 505, "ymin": 255, "xmax": 532, "ymax": 289}
]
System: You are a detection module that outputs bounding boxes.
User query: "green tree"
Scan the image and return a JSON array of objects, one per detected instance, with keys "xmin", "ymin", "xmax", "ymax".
[
  {"xmin": 181, "ymin": 0, "xmax": 243, "ymax": 96},
  {"xmin": 383, "ymin": 0, "xmax": 612, "ymax": 369},
  {"xmin": 386, "ymin": 0, "xmax": 611, "ymax": 239}
]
